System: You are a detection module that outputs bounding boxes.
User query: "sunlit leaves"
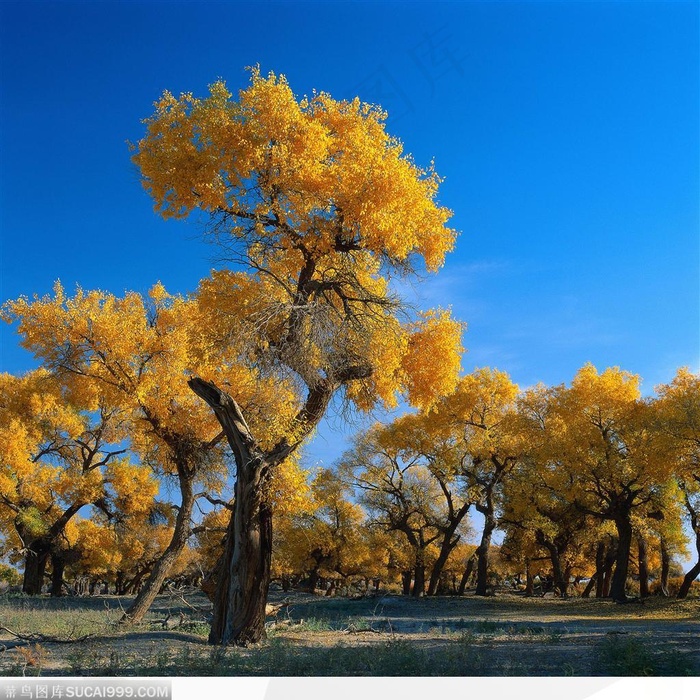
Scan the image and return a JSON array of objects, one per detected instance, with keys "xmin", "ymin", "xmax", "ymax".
[{"xmin": 134, "ymin": 69, "xmax": 456, "ymax": 272}]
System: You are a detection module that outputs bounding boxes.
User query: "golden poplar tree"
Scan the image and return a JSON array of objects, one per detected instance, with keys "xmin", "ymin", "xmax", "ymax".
[
  {"xmin": 131, "ymin": 69, "xmax": 463, "ymax": 644},
  {"xmin": 546, "ymin": 364, "xmax": 672, "ymax": 602}
]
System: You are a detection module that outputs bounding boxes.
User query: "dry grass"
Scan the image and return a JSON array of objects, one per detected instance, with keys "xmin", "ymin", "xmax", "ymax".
[{"xmin": 0, "ymin": 589, "xmax": 698, "ymax": 676}]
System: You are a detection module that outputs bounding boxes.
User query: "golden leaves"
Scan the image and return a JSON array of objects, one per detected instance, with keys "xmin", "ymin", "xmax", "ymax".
[
  {"xmin": 401, "ymin": 310, "xmax": 465, "ymax": 410},
  {"xmin": 133, "ymin": 69, "xmax": 457, "ymax": 272}
]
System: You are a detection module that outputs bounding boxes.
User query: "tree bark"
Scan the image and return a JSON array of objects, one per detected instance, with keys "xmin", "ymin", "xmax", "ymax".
[
  {"xmin": 427, "ymin": 537, "xmax": 455, "ymax": 597},
  {"xmin": 595, "ymin": 541, "xmax": 606, "ymax": 598},
  {"xmin": 188, "ymin": 375, "xmax": 346, "ymax": 645},
  {"xmin": 412, "ymin": 561, "xmax": 425, "ymax": 597},
  {"xmin": 659, "ymin": 537, "xmax": 670, "ymax": 597},
  {"xmin": 458, "ymin": 553, "xmax": 476, "ymax": 596},
  {"xmin": 22, "ymin": 539, "xmax": 50, "ymax": 595},
  {"xmin": 524, "ymin": 558, "xmax": 535, "ymax": 597},
  {"xmin": 678, "ymin": 560, "xmax": 700, "ymax": 599},
  {"xmin": 609, "ymin": 517, "xmax": 633, "ymax": 602},
  {"xmin": 121, "ymin": 472, "xmax": 196, "ymax": 623},
  {"xmin": 50, "ymin": 553, "xmax": 66, "ymax": 597},
  {"xmin": 537, "ymin": 532, "xmax": 568, "ymax": 597},
  {"xmin": 475, "ymin": 510, "xmax": 496, "ymax": 596},
  {"xmin": 208, "ymin": 465, "xmax": 273, "ymax": 645},
  {"xmin": 307, "ymin": 568, "xmax": 319, "ymax": 594},
  {"xmin": 637, "ymin": 534, "xmax": 649, "ymax": 599}
]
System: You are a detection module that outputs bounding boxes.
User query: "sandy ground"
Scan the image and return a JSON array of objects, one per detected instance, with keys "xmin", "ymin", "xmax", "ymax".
[{"xmin": 0, "ymin": 590, "xmax": 698, "ymax": 676}]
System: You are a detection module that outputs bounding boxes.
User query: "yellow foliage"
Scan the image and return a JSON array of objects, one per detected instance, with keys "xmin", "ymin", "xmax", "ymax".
[{"xmin": 134, "ymin": 69, "xmax": 456, "ymax": 272}]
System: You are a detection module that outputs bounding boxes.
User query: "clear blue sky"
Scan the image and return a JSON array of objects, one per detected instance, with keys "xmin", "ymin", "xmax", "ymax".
[{"xmin": 1, "ymin": 1, "xmax": 698, "ymax": 469}]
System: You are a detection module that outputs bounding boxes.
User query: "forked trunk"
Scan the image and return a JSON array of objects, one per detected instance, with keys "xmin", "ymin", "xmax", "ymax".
[
  {"xmin": 188, "ymin": 376, "xmax": 340, "ymax": 646},
  {"xmin": 427, "ymin": 503, "xmax": 470, "ymax": 597},
  {"xmin": 538, "ymin": 533, "xmax": 568, "ymax": 597},
  {"xmin": 121, "ymin": 473, "xmax": 196, "ymax": 623},
  {"xmin": 427, "ymin": 538, "xmax": 455, "ymax": 597}
]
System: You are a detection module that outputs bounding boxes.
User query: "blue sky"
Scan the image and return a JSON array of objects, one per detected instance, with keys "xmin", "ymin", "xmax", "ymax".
[{"xmin": 1, "ymin": 1, "xmax": 698, "ymax": 471}]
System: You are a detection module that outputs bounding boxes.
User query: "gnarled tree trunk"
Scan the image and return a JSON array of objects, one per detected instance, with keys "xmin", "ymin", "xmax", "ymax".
[
  {"xmin": 208, "ymin": 460, "xmax": 273, "ymax": 644},
  {"xmin": 188, "ymin": 372, "xmax": 354, "ymax": 645},
  {"xmin": 50, "ymin": 552, "xmax": 66, "ymax": 597}
]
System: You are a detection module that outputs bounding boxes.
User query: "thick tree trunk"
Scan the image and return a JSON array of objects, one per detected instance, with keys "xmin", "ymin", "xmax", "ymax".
[
  {"xmin": 188, "ymin": 376, "xmax": 345, "ymax": 646},
  {"xmin": 475, "ymin": 511, "xmax": 496, "ymax": 596},
  {"xmin": 637, "ymin": 534, "xmax": 649, "ymax": 599},
  {"xmin": 401, "ymin": 571, "xmax": 412, "ymax": 595},
  {"xmin": 412, "ymin": 561, "xmax": 425, "ymax": 597},
  {"xmin": 307, "ymin": 569, "xmax": 319, "ymax": 594},
  {"xmin": 610, "ymin": 517, "xmax": 633, "ymax": 602},
  {"xmin": 208, "ymin": 465, "xmax": 273, "ymax": 645},
  {"xmin": 678, "ymin": 560, "xmax": 700, "ymax": 599},
  {"xmin": 22, "ymin": 540, "xmax": 50, "ymax": 595},
  {"xmin": 50, "ymin": 553, "xmax": 66, "ymax": 597},
  {"xmin": 121, "ymin": 473, "xmax": 196, "ymax": 623},
  {"xmin": 659, "ymin": 537, "xmax": 670, "ymax": 597}
]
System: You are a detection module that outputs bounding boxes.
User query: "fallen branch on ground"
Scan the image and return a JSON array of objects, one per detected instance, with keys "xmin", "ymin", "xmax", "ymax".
[{"xmin": 0, "ymin": 625, "xmax": 94, "ymax": 652}]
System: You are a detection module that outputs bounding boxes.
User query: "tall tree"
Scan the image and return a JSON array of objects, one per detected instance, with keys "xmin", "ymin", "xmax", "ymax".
[
  {"xmin": 548, "ymin": 365, "xmax": 670, "ymax": 602},
  {"xmin": 433, "ymin": 368, "xmax": 521, "ymax": 596},
  {"xmin": 131, "ymin": 69, "xmax": 462, "ymax": 644}
]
